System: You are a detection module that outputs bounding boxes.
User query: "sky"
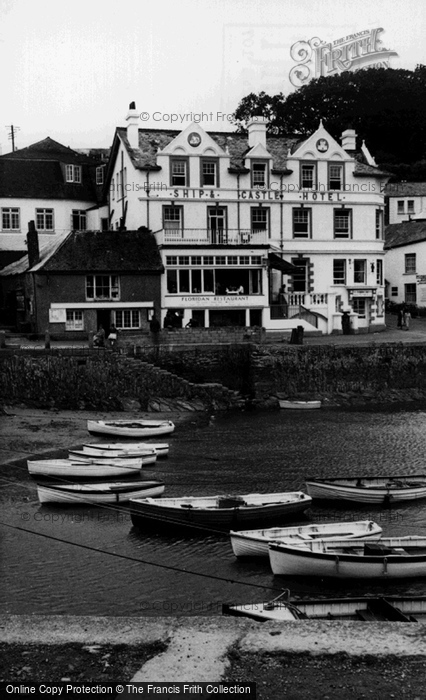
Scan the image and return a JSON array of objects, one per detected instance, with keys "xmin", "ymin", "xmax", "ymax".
[{"xmin": 0, "ymin": 0, "xmax": 425, "ymax": 153}]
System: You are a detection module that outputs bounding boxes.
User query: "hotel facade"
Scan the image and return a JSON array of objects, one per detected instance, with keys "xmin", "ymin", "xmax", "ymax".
[{"xmin": 105, "ymin": 105, "xmax": 389, "ymax": 334}]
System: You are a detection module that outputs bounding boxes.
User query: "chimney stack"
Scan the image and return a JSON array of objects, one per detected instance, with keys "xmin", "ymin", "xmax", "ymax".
[
  {"xmin": 126, "ymin": 101, "xmax": 139, "ymax": 149},
  {"xmin": 27, "ymin": 221, "xmax": 40, "ymax": 268},
  {"xmin": 247, "ymin": 116, "xmax": 268, "ymax": 149},
  {"xmin": 341, "ymin": 128, "xmax": 356, "ymax": 151}
]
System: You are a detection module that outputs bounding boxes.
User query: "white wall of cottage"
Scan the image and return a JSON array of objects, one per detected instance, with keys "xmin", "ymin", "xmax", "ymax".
[
  {"xmin": 0, "ymin": 197, "xmax": 105, "ymax": 238},
  {"xmin": 385, "ymin": 240, "xmax": 426, "ymax": 306},
  {"xmin": 388, "ymin": 196, "xmax": 426, "ymax": 224}
]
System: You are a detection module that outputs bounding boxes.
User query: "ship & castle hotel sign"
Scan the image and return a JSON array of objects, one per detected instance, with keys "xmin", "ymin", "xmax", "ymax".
[{"xmin": 289, "ymin": 27, "xmax": 398, "ymax": 87}]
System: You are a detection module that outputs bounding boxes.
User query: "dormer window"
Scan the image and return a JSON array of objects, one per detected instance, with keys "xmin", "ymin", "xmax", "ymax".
[
  {"xmin": 171, "ymin": 158, "xmax": 189, "ymax": 187},
  {"xmin": 201, "ymin": 159, "xmax": 218, "ymax": 187},
  {"xmin": 251, "ymin": 162, "xmax": 268, "ymax": 188},
  {"xmin": 66, "ymin": 164, "xmax": 82, "ymax": 183},
  {"xmin": 300, "ymin": 163, "xmax": 316, "ymax": 189}
]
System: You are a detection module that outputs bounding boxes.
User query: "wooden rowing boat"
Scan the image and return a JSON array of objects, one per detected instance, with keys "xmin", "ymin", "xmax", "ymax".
[
  {"xmin": 27, "ymin": 458, "xmax": 142, "ymax": 478},
  {"xmin": 68, "ymin": 449, "xmax": 157, "ymax": 466},
  {"xmin": 36, "ymin": 479, "xmax": 165, "ymax": 504},
  {"xmin": 230, "ymin": 520, "xmax": 383, "ymax": 558},
  {"xmin": 82, "ymin": 442, "xmax": 169, "ymax": 458},
  {"xmin": 129, "ymin": 491, "xmax": 312, "ymax": 533},
  {"xmin": 279, "ymin": 400, "xmax": 321, "ymax": 410},
  {"xmin": 305, "ymin": 475, "xmax": 426, "ymax": 504},
  {"xmin": 269, "ymin": 537, "xmax": 426, "ymax": 579},
  {"xmin": 87, "ymin": 419, "xmax": 175, "ymax": 438},
  {"xmin": 223, "ymin": 591, "xmax": 426, "ymax": 622}
]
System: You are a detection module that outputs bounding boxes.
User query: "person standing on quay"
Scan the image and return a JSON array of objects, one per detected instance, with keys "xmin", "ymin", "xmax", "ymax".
[{"xmin": 403, "ymin": 306, "xmax": 411, "ymax": 331}]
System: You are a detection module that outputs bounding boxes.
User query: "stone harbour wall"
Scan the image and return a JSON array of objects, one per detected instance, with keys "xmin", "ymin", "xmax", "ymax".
[
  {"xmin": 1, "ymin": 342, "xmax": 426, "ymax": 411},
  {"xmin": 0, "ymin": 349, "xmax": 243, "ymax": 412},
  {"xmin": 251, "ymin": 344, "xmax": 426, "ymax": 407}
]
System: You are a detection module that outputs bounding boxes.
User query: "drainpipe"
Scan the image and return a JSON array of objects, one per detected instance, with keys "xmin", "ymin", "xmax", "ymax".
[{"xmin": 146, "ymin": 170, "xmax": 150, "ymax": 230}]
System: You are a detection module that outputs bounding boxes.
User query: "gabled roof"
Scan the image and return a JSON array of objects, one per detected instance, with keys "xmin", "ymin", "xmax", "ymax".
[
  {"xmin": 0, "ymin": 136, "xmax": 107, "ymax": 202},
  {"xmin": 2, "ymin": 137, "xmax": 89, "ymax": 162},
  {"xmin": 41, "ymin": 229, "xmax": 163, "ymax": 273},
  {"xmin": 114, "ymin": 127, "xmax": 299, "ymax": 174},
  {"xmin": 384, "ymin": 182, "xmax": 426, "ymax": 197},
  {"xmin": 384, "ymin": 221, "xmax": 426, "ymax": 249},
  {"xmin": 111, "ymin": 124, "xmax": 388, "ymax": 180},
  {"xmin": 0, "ymin": 229, "xmax": 164, "ymax": 276}
]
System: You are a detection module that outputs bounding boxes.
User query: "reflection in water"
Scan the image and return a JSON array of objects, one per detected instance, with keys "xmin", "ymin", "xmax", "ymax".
[{"xmin": 1, "ymin": 408, "xmax": 426, "ymax": 616}]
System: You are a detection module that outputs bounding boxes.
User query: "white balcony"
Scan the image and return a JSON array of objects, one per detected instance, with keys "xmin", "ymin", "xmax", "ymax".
[{"xmin": 155, "ymin": 228, "xmax": 269, "ymax": 246}]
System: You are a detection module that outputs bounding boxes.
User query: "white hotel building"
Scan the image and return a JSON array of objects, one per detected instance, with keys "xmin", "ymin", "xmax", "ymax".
[{"xmin": 105, "ymin": 104, "xmax": 389, "ymax": 334}]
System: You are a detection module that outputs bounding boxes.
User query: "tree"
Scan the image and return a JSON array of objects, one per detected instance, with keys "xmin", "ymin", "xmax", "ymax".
[{"xmin": 232, "ymin": 66, "xmax": 426, "ymax": 175}]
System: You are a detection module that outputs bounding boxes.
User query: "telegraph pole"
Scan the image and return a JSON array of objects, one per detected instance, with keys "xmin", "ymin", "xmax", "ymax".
[{"xmin": 5, "ymin": 125, "xmax": 20, "ymax": 151}]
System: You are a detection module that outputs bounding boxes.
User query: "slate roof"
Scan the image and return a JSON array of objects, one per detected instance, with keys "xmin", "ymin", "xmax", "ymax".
[
  {"xmin": 384, "ymin": 182, "xmax": 426, "ymax": 197},
  {"xmin": 0, "ymin": 137, "xmax": 105, "ymax": 202},
  {"xmin": 114, "ymin": 127, "xmax": 388, "ymax": 178},
  {"xmin": 0, "ymin": 232, "xmax": 70, "ymax": 276},
  {"xmin": 0, "ymin": 229, "xmax": 164, "ymax": 276},
  {"xmin": 384, "ymin": 221, "xmax": 426, "ymax": 249},
  {"xmin": 41, "ymin": 229, "xmax": 163, "ymax": 273}
]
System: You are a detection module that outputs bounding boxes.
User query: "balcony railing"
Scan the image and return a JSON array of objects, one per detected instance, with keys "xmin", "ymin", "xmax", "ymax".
[
  {"xmin": 287, "ymin": 292, "xmax": 328, "ymax": 306},
  {"xmin": 156, "ymin": 228, "xmax": 269, "ymax": 245}
]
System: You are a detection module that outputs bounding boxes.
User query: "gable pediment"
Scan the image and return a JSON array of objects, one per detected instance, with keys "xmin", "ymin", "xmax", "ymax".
[
  {"xmin": 245, "ymin": 143, "xmax": 272, "ymax": 160},
  {"xmin": 292, "ymin": 123, "xmax": 352, "ymax": 161},
  {"xmin": 158, "ymin": 122, "xmax": 226, "ymax": 157}
]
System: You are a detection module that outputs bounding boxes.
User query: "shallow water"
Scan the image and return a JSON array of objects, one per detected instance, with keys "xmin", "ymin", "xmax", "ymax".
[{"xmin": 1, "ymin": 406, "xmax": 426, "ymax": 616}]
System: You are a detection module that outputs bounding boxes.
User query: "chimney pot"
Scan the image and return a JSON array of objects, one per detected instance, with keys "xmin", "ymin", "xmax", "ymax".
[
  {"xmin": 126, "ymin": 102, "xmax": 140, "ymax": 149},
  {"xmin": 247, "ymin": 116, "xmax": 268, "ymax": 149},
  {"xmin": 27, "ymin": 221, "xmax": 40, "ymax": 268},
  {"xmin": 341, "ymin": 128, "xmax": 356, "ymax": 151}
]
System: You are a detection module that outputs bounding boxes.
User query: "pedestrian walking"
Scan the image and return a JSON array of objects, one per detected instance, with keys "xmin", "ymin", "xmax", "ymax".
[{"xmin": 397, "ymin": 306, "xmax": 404, "ymax": 329}]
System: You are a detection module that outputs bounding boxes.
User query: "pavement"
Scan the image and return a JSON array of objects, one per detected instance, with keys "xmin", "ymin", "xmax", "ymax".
[{"xmin": 3, "ymin": 314, "xmax": 426, "ymax": 350}]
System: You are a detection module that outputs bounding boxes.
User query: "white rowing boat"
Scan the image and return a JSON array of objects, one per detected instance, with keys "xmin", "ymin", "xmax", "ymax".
[
  {"xmin": 269, "ymin": 537, "xmax": 426, "ymax": 579},
  {"xmin": 28, "ymin": 458, "xmax": 142, "ymax": 478},
  {"xmin": 87, "ymin": 419, "xmax": 175, "ymax": 438},
  {"xmin": 279, "ymin": 400, "xmax": 321, "ymax": 410},
  {"xmin": 223, "ymin": 591, "xmax": 426, "ymax": 622},
  {"xmin": 305, "ymin": 475, "xmax": 426, "ymax": 504},
  {"xmin": 68, "ymin": 449, "xmax": 157, "ymax": 466},
  {"xmin": 37, "ymin": 479, "xmax": 165, "ymax": 504},
  {"xmin": 82, "ymin": 442, "xmax": 169, "ymax": 458},
  {"xmin": 230, "ymin": 520, "xmax": 383, "ymax": 558}
]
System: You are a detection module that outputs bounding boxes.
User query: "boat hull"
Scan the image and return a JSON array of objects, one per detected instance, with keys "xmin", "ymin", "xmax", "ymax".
[
  {"xmin": 28, "ymin": 459, "xmax": 142, "ymax": 478},
  {"xmin": 37, "ymin": 480, "xmax": 165, "ymax": 504},
  {"xmin": 82, "ymin": 442, "xmax": 169, "ymax": 458},
  {"xmin": 305, "ymin": 475, "xmax": 426, "ymax": 504},
  {"xmin": 269, "ymin": 537, "xmax": 426, "ymax": 579},
  {"xmin": 130, "ymin": 492, "xmax": 312, "ymax": 533},
  {"xmin": 87, "ymin": 419, "xmax": 175, "ymax": 438},
  {"xmin": 223, "ymin": 596, "xmax": 426, "ymax": 622},
  {"xmin": 279, "ymin": 400, "xmax": 321, "ymax": 410},
  {"xmin": 69, "ymin": 450, "xmax": 157, "ymax": 465},
  {"xmin": 230, "ymin": 520, "xmax": 383, "ymax": 558}
]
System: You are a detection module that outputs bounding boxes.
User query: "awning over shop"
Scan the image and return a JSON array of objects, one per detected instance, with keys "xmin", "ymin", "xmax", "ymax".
[{"xmin": 268, "ymin": 253, "xmax": 298, "ymax": 274}]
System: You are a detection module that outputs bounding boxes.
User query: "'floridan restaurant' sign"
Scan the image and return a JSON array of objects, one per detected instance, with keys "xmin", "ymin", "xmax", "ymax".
[{"xmin": 289, "ymin": 28, "xmax": 398, "ymax": 87}]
